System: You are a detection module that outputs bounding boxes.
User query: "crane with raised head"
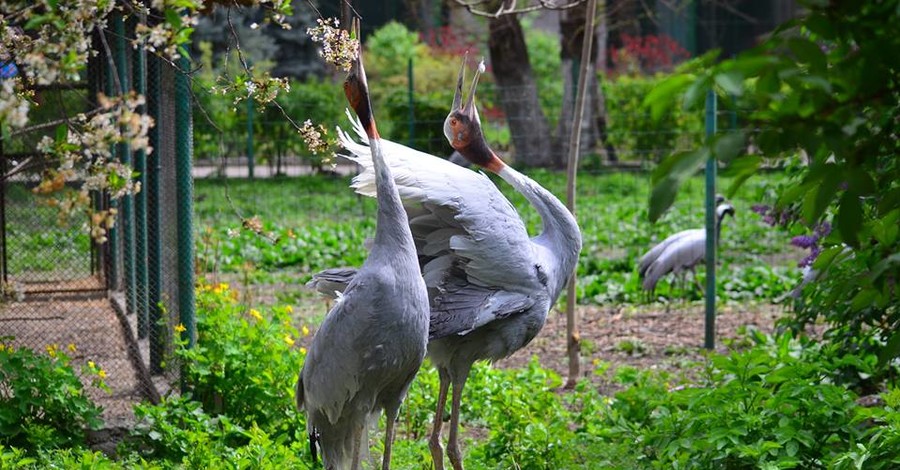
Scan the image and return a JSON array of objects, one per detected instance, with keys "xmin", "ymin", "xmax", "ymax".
[
  {"xmin": 296, "ymin": 36, "xmax": 430, "ymax": 470},
  {"xmin": 312, "ymin": 57, "xmax": 582, "ymax": 470},
  {"xmin": 638, "ymin": 198, "xmax": 735, "ymax": 297}
]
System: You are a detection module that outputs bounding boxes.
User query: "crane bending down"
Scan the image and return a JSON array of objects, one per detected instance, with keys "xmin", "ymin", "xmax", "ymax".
[
  {"xmin": 296, "ymin": 38, "xmax": 430, "ymax": 470},
  {"xmin": 309, "ymin": 57, "xmax": 581, "ymax": 470},
  {"xmin": 638, "ymin": 199, "xmax": 735, "ymax": 296}
]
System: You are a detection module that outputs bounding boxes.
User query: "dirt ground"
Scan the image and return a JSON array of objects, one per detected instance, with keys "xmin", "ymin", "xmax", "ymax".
[
  {"xmin": 293, "ymin": 290, "xmax": 791, "ymax": 391},
  {"xmin": 496, "ymin": 302, "xmax": 786, "ymax": 390}
]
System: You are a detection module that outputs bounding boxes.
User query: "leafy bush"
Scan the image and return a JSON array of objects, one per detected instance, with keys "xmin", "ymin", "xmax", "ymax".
[
  {"xmin": 831, "ymin": 387, "xmax": 900, "ymax": 470},
  {"xmin": 0, "ymin": 340, "xmax": 105, "ymax": 451},
  {"xmin": 594, "ymin": 333, "xmax": 877, "ymax": 468},
  {"xmin": 176, "ymin": 282, "xmax": 306, "ymax": 435},
  {"xmin": 365, "ymin": 21, "xmax": 425, "ymax": 78},
  {"xmin": 645, "ymin": 2, "xmax": 900, "ymax": 370},
  {"xmin": 602, "ymin": 72, "xmax": 703, "ymax": 163}
]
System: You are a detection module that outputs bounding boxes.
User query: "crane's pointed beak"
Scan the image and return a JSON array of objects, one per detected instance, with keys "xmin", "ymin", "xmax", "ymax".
[
  {"xmin": 343, "ymin": 18, "xmax": 377, "ymax": 138},
  {"xmin": 462, "ymin": 58, "xmax": 485, "ymax": 124},
  {"xmin": 451, "ymin": 52, "xmax": 468, "ymax": 112}
]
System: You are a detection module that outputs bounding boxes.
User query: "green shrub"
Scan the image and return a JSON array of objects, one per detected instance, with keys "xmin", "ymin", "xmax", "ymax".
[
  {"xmin": 601, "ymin": 73, "xmax": 703, "ymax": 163},
  {"xmin": 0, "ymin": 340, "xmax": 106, "ymax": 451},
  {"xmin": 176, "ymin": 282, "xmax": 306, "ymax": 436},
  {"xmin": 596, "ymin": 333, "xmax": 873, "ymax": 468},
  {"xmin": 831, "ymin": 387, "xmax": 900, "ymax": 470},
  {"xmin": 128, "ymin": 395, "xmax": 246, "ymax": 463}
]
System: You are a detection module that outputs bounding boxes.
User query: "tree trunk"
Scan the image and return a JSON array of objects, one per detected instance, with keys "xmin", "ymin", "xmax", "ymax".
[
  {"xmin": 557, "ymin": 1, "xmax": 618, "ymax": 166},
  {"xmin": 592, "ymin": 2, "xmax": 618, "ymax": 163},
  {"xmin": 488, "ymin": 14, "xmax": 554, "ymax": 168},
  {"xmin": 556, "ymin": 3, "xmax": 587, "ymax": 167}
]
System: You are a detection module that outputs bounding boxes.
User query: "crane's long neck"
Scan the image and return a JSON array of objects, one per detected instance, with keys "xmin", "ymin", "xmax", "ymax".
[
  {"xmin": 369, "ymin": 137, "xmax": 417, "ymax": 255},
  {"xmin": 496, "ymin": 164, "xmax": 582, "ymax": 296},
  {"xmin": 715, "ymin": 211, "xmax": 730, "ymax": 243}
]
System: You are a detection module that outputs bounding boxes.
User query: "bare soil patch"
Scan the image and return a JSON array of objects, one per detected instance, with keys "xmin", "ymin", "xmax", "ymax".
[{"xmin": 497, "ymin": 302, "xmax": 787, "ymax": 390}]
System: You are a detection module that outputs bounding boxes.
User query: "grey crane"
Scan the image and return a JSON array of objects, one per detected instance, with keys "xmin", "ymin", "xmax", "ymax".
[
  {"xmin": 311, "ymin": 57, "xmax": 582, "ymax": 470},
  {"xmin": 638, "ymin": 199, "xmax": 735, "ymax": 296},
  {"xmin": 295, "ymin": 43, "xmax": 430, "ymax": 470}
]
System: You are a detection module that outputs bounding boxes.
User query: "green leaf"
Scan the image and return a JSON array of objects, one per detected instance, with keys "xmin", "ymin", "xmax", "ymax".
[
  {"xmin": 649, "ymin": 148, "xmax": 710, "ymax": 222},
  {"xmin": 837, "ymin": 192, "xmax": 863, "ymax": 248},
  {"xmin": 788, "ymin": 37, "xmax": 827, "ymax": 73},
  {"xmin": 643, "ymin": 74, "xmax": 696, "ymax": 121},
  {"xmin": 164, "ymin": 9, "xmax": 183, "ymax": 30},
  {"xmin": 868, "ymin": 252, "xmax": 900, "ymax": 283},
  {"xmin": 714, "ymin": 71, "xmax": 744, "ymax": 96},
  {"xmin": 801, "ymin": 169, "xmax": 839, "ymax": 224},
  {"xmin": 879, "ymin": 330, "xmax": 900, "ymax": 368},
  {"xmin": 722, "ymin": 155, "xmax": 762, "ymax": 198},
  {"xmin": 55, "ymin": 124, "xmax": 68, "ymax": 144},
  {"xmin": 850, "ymin": 288, "xmax": 878, "ymax": 311},
  {"xmin": 712, "ymin": 131, "xmax": 746, "ymax": 163}
]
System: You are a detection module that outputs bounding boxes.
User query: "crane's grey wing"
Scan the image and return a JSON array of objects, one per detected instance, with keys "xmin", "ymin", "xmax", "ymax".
[
  {"xmin": 638, "ymin": 229, "xmax": 698, "ymax": 277},
  {"xmin": 306, "ymin": 267, "xmax": 358, "ymax": 299},
  {"xmin": 642, "ymin": 230, "xmax": 706, "ymax": 291},
  {"xmin": 300, "ymin": 282, "xmax": 365, "ymax": 425},
  {"xmin": 338, "ymin": 113, "xmax": 541, "ymax": 336}
]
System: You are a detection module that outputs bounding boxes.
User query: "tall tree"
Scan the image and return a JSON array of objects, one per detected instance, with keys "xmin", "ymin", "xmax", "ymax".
[
  {"xmin": 557, "ymin": 0, "xmax": 616, "ymax": 166},
  {"xmin": 452, "ymin": 0, "xmax": 582, "ymax": 168},
  {"xmin": 487, "ymin": 13, "xmax": 554, "ymax": 167}
]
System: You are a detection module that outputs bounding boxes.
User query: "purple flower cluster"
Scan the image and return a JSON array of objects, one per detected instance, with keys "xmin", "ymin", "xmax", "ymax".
[
  {"xmin": 791, "ymin": 221, "xmax": 832, "ymax": 268},
  {"xmin": 751, "ymin": 204, "xmax": 798, "ymax": 228}
]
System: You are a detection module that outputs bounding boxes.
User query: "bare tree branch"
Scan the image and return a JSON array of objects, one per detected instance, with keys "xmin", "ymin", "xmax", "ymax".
[{"xmin": 451, "ymin": 0, "xmax": 586, "ymax": 18}]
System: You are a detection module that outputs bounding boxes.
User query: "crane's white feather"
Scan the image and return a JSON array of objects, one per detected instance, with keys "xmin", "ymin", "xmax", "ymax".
[{"xmin": 337, "ymin": 111, "xmax": 544, "ymax": 337}]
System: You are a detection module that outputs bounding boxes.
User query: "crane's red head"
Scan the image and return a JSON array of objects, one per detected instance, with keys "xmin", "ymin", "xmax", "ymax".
[
  {"xmin": 343, "ymin": 20, "xmax": 378, "ymax": 139},
  {"xmin": 444, "ymin": 56, "xmax": 503, "ymax": 173}
]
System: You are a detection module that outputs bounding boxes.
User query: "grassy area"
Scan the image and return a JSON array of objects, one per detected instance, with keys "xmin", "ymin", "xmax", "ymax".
[
  {"xmin": 193, "ymin": 170, "xmax": 801, "ymax": 306},
  {"xmin": 4, "ymin": 184, "xmax": 93, "ymax": 281}
]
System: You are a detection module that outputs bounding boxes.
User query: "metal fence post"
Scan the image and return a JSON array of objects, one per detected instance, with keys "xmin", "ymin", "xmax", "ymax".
[
  {"xmin": 704, "ymin": 90, "xmax": 717, "ymax": 350},
  {"xmin": 175, "ymin": 55, "xmax": 196, "ymax": 364},
  {"xmin": 113, "ymin": 14, "xmax": 136, "ymax": 317},
  {"xmin": 132, "ymin": 17, "xmax": 149, "ymax": 339},
  {"xmin": 146, "ymin": 52, "xmax": 164, "ymax": 374}
]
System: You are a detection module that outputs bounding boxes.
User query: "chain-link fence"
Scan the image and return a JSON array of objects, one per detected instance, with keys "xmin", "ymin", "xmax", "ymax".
[{"xmin": 0, "ymin": 15, "xmax": 193, "ymax": 427}]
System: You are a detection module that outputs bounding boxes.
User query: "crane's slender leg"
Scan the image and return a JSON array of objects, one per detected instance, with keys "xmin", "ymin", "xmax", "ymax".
[
  {"xmin": 447, "ymin": 368, "xmax": 471, "ymax": 470},
  {"xmin": 691, "ymin": 267, "xmax": 703, "ymax": 294},
  {"xmin": 350, "ymin": 421, "xmax": 364, "ymax": 470},
  {"xmin": 429, "ymin": 368, "xmax": 451, "ymax": 470},
  {"xmin": 382, "ymin": 405, "xmax": 400, "ymax": 470}
]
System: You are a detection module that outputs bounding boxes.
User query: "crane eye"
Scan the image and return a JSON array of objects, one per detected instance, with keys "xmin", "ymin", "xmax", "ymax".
[{"xmin": 450, "ymin": 118, "xmax": 458, "ymax": 126}]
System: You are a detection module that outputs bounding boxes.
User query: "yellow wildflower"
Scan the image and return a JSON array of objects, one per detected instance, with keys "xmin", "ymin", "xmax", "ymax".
[
  {"xmin": 249, "ymin": 309, "xmax": 263, "ymax": 321},
  {"xmin": 174, "ymin": 323, "xmax": 187, "ymax": 333},
  {"xmin": 46, "ymin": 344, "xmax": 58, "ymax": 357},
  {"xmin": 302, "ymin": 325, "xmax": 310, "ymax": 337},
  {"xmin": 98, "ymin": 369, "xmax": 107, "ymax": 379},
  {"xmin": 88, "ymin": 360, "xmax": 96, "ymax": 369},
  {"xmin": 284, "ymin": 334, "xmax": 295, "ymax": 346},
  {"xmin": 0, "ymin": 343, "xmax": 6, "ymax": 352},
  {"xmin": 300, "ymin": 347, "xmax": 307, "ymax": 354},
  {"xmin": 212, "ymin": 282, "xmax": 229, "ymax": 295},
  {"xmin": 68, "ymin": 343, "xmax": 77, "ymax": 353},
  {"xmin": 285, "ymin": 305, "xmax": 293, "ymax": 314},
  {"xmin": 592, "ymin": 358, "xmax": 601, "ymax": 366}
]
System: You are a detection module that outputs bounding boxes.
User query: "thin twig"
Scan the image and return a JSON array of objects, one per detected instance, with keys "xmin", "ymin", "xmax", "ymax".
[{"xmin": 452, "ymin": 0, "xmax": 584, "ymax": 17}]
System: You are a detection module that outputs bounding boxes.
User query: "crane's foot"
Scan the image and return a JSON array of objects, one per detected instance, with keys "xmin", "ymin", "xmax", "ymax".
[{"xmin": 428, "ymin": 436, "xmax": 445, "ymax": 470}]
